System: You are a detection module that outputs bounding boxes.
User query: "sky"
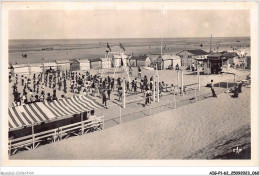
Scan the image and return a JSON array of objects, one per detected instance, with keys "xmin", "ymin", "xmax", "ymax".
[{"xmin": 9, "ymin": 10, "xmax": 250, "ymax": 39}]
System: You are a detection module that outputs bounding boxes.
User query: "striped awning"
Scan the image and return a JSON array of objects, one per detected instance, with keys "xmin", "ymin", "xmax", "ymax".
[
  {"xmin": 43, "ymin": 95, "xmax": 102, "ymax": 118},
  {"xmin": 8, "ymin": 95, "xmax": 102, "ymax": 130}
]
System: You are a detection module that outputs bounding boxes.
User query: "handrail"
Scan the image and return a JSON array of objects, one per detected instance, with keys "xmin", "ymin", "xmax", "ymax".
[{"xmin": 9, "ymin": 116, "xmax": 104, "ymax": 153}]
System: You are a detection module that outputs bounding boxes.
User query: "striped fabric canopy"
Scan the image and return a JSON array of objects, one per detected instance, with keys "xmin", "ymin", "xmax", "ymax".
[{"xmin": 8, "ymin": 95, "xmax": 102, "ymax": 130}]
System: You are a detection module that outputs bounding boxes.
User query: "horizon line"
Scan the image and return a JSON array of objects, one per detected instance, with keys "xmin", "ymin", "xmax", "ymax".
[{"xmin": 9, "ymin": 36, "xmax": 250, "ymax": 40}]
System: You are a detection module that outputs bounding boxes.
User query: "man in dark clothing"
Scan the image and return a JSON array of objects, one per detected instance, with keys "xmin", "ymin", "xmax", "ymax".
[
  {"xmin": 211, "ymin": 87, "xmax": 217, "ymax": 98},
  {"xmin": 107, "ymin": 86, "xmax": 111, "ymax": 100},
  {"xmin": 238, "ymin": 82, "xmax": 242, "ymax": 93},
  {"xmin": 102, "ymin": 91, "xmax": 107, "ymax": 108},
  {"xmin": 233, "ymin": 85, "xmax": 239, "ymax": 98}
]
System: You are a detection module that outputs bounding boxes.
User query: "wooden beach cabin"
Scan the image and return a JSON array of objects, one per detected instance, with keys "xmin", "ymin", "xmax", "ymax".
[
  {"xmin": 55, "ymin": 60, "xmax": 71, "ymax": 71},
  {"xmin": 195, "ymin": 54, "xmax": 228, "ymax": 75},
  {"xmin": 129, "ymin": 55, "xmax": 151, "ymax": 67},
  {"xmin": 89, "ymin": 58, "xmax": 102, "ymax": 69},
  {"xmin": 12, "ymin": 64, "xmax": 30, "ymax": 75},
  {"xmin": 176, "ymin": 49, "xmax": 208, "ymax": 67},
  {"xmin": 149, "ymin": 54, "xmax": 162, "ymax": 70},
  {"xmin": 29, "ymin": 63, "xmax": 43, "ymax": 73},
  {"xmin": 78, "ymin": 59, "xmax": 90, "ymax": 71},
  {"xmin": 43, "ymin": 62, "xmax": 57, "ymax": 72},
  {"xmin": 219, "ymin": 51, "xmax": 240, "ymax": 67},
  {"xmin": 70, "ymin": 59, "xmax": 90, "ymax": 71},
  {"xmin": 161, "ymin": 55, "xmax": 181, "ymax": 69},
  {"xmin": 101, "ymin": 58, "xmax": 112, "ymax": 69}
]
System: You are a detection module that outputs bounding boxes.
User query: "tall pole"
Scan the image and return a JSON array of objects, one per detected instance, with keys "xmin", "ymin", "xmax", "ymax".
[
  {"xmin": 197, "ymin": 68, "xmax": 200, "ymax": 91},
  {"xmin": 210, "ymin": 34, "xmax": 212, "ymax": 52},
  {"xmin": 181, "ymin": 70, "xmax": 183, "ymax": 95},
  {"xmin": 157, "ymin": 74, "xmax": 159, "ymax": 102},
  {"xmin": 177, "ymin": 70, "xmax": 179, "ymax": 86},
  {"xmin": 123, "ymin": 78, "xmax": 126, "ymax": 108},
  {"xmin": 153, "ymin": 76, "xmax": 155, "ymax": 102}
]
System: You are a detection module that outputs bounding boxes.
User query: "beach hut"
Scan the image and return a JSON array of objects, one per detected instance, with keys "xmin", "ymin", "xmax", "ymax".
[
  {"xmin": 101, "ymin": 58, "xmax": 111, "ymax": 69},
  {"xmin": 195, "ymin": 54, "xmax": 228, "ymax": 75},
  {"xmin": 160, "ymin": 55, "xmax": 182, "ymax": 69},
  {"xmin": 219, "ymin": 51, "xmax": 240, "ymax": 67},
  {"xmin": 89, "ymin": 58, "xmax": 102, "ymax": 69},
  {"xmin": 12, "ymin": 64, "xmax": 30, "ymax": 75},
  {"xmin": 129, "ymin": 55, "xmax": 151, "ymax": 67},
  {"xmin": 55, "ymin": 60, "xmax": 71, "ymax": 71},
  {"xmin": 78, "ymin": 59, "xmax": 91, "ymax": 71},
  {"xmin": 176, "ymin": 49, "xmax": 208, "ymax": 67},
  {"xmin": 29, "ymin": 63, "xmax": 43, "ymax": 73},
  {"xmin": 70, "ymin": 59, "xmax": 80, "ymax": 71},
  {"xmin": 43, "ymin": 62, "xmax": 57, "ymax": 72}
]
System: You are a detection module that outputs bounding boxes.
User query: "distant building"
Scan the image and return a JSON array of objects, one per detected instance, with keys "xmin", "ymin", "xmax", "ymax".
[
  {"xmin": 107, "ymin": 52, "xmax": 128, "ymax": 68},
  {"xmin": 43, "ymin": 62, "xmax": 57, "ymax": 71},
  {"xmin": 100, "ymin": 58, "xmax": 112, "ymax": 69},
  {"xmin": 149, "ymin": 54, "xmax": 162, "ymax": 70},
  {"xmin": 219, "ymin": 51, "xmax": 240, "ymax": 66},
  {"xmin": 195, "ymin": 54, "xmax": 228, "ymax": 75},
  {"xmin": 29, "ymin": 63, "xmax": 43, "ymax": 73},
  {"xmin": 55, "ymin": 60, "xmax": 71, "ymax": 71},
  {"xmin": 70, "ymin": 59, "xmax": 90, "ymax": 71},
  {"xmin": 161, "ymin": 55, "xmax": 181, "ymax": 69},
  {"xmin": 129, "ymin": 55, "xmax": 151, "ymax": 67},
  {"xmin": 176, "ymin": 49, "xmax": 208, "ymax": 67},
  {"xmin": 11, "ymin": 64, "xmax": 30, "ymax": 75},
  {"xmin": 89, "ymin": 58, "xmax": 102, "ymax": 69}
]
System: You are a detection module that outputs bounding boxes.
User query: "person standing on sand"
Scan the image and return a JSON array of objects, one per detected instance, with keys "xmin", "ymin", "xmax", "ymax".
[
  {"xmin": 102, "ymin": 90, "xmax": 107, "ymax": 108},
  {"xmin": 107, "ymin": 85, "xmax": 111, "ymax": 100},
  {"xmin": 211, "ymin": 87, "xmax": 217, "ymax": 98},
  {"xmin": 138, "ymin": 66, "xmax": 142, "ymax": 79},
  {"xmin": 233, "ymin": 84, "xmax": 239, "ymax": 98}
]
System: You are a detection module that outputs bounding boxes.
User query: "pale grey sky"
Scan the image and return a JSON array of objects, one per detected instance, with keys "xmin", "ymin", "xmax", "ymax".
[{"xmin": 9, "ymin": 10, "xmax": 250, "ymax": 39}]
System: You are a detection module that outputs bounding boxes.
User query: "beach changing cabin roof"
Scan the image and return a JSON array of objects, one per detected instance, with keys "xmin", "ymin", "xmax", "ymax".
[
  {"xmin": 55, "ymin": 59, "xmax": 71, "ymax": 64},
  {"xmin": 8, "ymin": 95, "xmax": 103, "ymax": 130},
  {"xmin": 176, "ymin": 49, "xmax": 208, "ymax": 56},
  {"xmin": 12, "ymin": 64, "xmax": 29, "ymax": 68},
  {"xmin": 77, "ymin": 59, "xmax": 90, "ymax": 63},
  {"xmin": 88, "ymin": 58, "xmax": 102, "ymax": 62},
  {"xmin": 130, "ymin": 55, "xmax": 148, "ymax": 61}
]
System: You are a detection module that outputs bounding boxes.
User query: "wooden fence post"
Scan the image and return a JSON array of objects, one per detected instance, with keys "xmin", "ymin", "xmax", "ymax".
[
  {"xmin": 227, "ymin": 78, "xmax": 229, "ymax": 91},
  {"xmin": 174, "ymin": 92, "xmax": 176, "ymax": 109},
  {"xmin": 81, "ymin": 113, "xmax": 84, "ymax": 135},
  {"xmin": 120, "ymin": 106, "xmax": 122, "ymax": 124},
  {"xmin": 32, "ymin": 123, "xmax": 35, "ymax": 149},
  {"xmin": 195, "ymin": 86, "xmax": 197, "ymax": 102}
]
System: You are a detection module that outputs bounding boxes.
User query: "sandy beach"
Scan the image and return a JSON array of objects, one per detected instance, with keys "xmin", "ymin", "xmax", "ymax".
[{"xmin": 11, "ymin": 85, "xmax": 250, "ymax": 160}]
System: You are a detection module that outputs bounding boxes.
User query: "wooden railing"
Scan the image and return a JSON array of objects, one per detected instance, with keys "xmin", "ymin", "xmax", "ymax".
[{"xmin": 9, "ymin": 116, "xmax": 104, "ymax": 156}]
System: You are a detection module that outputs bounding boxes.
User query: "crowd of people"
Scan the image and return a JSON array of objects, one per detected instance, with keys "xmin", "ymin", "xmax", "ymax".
[{"xmin": 10, "ymin": 67, "xmax": 187, "ymax": 108}]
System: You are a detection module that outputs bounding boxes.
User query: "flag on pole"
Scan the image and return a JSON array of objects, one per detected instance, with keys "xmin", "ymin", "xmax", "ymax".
[
  {"xmin": 119, "ymin": 42, "xmax": 125, "ymax": 51},
  {"xmin": 107, "ymin": 42, "xmax": 111, "ymax": 52}
]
